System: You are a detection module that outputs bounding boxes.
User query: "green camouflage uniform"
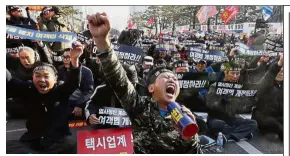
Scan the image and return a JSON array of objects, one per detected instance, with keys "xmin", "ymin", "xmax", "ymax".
[{"xmin": 96, "ymin": 45, "xmax": 202, "ymax": 154}]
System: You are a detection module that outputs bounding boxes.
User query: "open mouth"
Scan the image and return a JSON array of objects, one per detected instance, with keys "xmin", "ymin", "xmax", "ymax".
[
  {"xmin": 166, "ymin": 84, "xmax": 176, "ymax": 96},
  {"xmin": 38, "ymin": 83, "xmax": 48, "ymax": 90}
]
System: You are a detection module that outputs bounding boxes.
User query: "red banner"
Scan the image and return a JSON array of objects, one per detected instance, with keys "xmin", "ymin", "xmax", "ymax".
[
  {"xmin": 220, "ymin": 6, "xmax": 240, "ymax": 24},
  {"xmin": 127, "ymin": 19, "xmax": 134, "ymax": 29},
  {"xmin": 77, "ymin": 127, "xmax": 134, "ymax": 154},
  {"xmin": 146, "ymin": 16, "xmax": 154, "ymax": 25}
]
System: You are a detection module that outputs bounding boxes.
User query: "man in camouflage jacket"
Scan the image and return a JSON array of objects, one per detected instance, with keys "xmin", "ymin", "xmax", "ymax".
[{"xmin": 85, "ymin": 12, "xmax": 202, "ymax": 154}]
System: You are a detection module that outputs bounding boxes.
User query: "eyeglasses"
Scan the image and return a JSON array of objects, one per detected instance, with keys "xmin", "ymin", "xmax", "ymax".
[{"xmin": 63, "ymin": 56, "xmax": 71, "ymax": 60}]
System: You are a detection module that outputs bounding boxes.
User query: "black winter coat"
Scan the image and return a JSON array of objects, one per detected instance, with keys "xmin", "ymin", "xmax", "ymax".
[
  {"xmin": 6, "ymin": 67, "xmax": 81, "ymax": 148},
  {"xmin": 252, "ymin": 62, "xmax": 283, "ymax": 120}
]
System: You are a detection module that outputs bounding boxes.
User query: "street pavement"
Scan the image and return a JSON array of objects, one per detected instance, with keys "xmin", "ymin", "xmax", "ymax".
[{"xmin": 6, "ymin": 118, "xmax": 283, "ymax": 154}]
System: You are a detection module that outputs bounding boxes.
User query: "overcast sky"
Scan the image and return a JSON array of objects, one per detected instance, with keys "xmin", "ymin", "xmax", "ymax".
[{"xmin": 87, "ymin": 6, "xmax": 130, "ymax": 32}]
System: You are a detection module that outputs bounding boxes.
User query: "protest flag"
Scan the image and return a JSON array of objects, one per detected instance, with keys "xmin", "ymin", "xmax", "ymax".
[
  {"xmin": 127, "ymin": 19, "xmax": 134, "ymax": 29},
  {"xmin": 146, "ymin": 16, "xmax": 154, "ymax": 25},
  {"xmin": 196, "ymin": 6, "xmax": 218, "ymax": 24},
  {"xmin": 261, "ymin": 6, "xmax": 273, "ymax": 21},
  {"xmin": 220, "ymin": 6, "xmax": 240, "ymax": 24}
]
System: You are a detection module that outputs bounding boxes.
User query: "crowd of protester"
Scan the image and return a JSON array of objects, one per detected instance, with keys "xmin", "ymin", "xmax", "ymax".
[{"xmin": 6, "ymin": 6, "xmax": 284, "ymax": 154}]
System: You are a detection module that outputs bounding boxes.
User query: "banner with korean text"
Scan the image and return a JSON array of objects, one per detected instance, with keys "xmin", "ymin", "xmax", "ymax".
[{"xmin": 77, "ymin": 127, "xmax": 134, "ymax": 154}]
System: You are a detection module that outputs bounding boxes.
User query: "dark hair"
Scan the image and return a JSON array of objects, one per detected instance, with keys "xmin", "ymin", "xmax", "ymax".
[{"xmin": 157, "ymin": 58, "xmax": 166, "ymax": 65}]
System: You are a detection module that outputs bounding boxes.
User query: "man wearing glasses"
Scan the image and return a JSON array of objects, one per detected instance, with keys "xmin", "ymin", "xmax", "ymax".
[{"xmin": 58, "ymin": 49, "xmax": 94, "ymax": 119}]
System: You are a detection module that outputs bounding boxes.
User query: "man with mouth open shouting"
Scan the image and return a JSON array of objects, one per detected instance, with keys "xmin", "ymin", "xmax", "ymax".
[
  {"xmin": 6, "ymin": 41, "xmax": 83, "ymax": 154},
  {"xmin": 86, "ymin": 12, "xmax": 201, "ymax": 154}
]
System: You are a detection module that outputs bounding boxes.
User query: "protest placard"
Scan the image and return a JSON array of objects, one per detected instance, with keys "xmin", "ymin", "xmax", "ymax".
[
  {"xmin": 96, "ymin": 107, "xmax": 132, "ymax": 128},
  {"xmin": 6, "ymin": 25, "xmax": 77, "ymax": 44},
  {"xmin": 77, "ymin": 127, "xmax": 134, "ymax": 154},
  {"xmin": 215, "ymin": 81, "xmax": 258, "ymax": 97},
  {"xmin": 177, "ymin": 72, "xmax": 209, "ymax": 89},
  {"xmin": 113, "ymin": 44, "xmax": 143, "ymax": 65}
]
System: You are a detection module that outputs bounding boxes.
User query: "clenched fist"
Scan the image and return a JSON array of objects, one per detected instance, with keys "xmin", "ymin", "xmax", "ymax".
[{"xmin": 87, "ymin": 12, "xmax": 111, "ymax": 51}]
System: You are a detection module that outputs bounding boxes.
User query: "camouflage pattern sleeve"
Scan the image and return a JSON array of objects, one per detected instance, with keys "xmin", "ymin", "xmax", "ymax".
[{"xmin": 97, "ymin": 45, "xmax": 144, "ymax": 117}]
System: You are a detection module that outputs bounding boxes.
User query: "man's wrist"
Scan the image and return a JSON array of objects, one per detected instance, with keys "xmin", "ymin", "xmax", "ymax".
[
  {"xmin": 71, "ymin": 58, "xmax": 80, "ymax": 68},
  {"xmin": 95, "ymin": 38, "xmax": 111, "ymax": 51}
]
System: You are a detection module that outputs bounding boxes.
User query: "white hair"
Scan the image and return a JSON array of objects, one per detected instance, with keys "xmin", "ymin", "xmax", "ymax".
[
  {"xmin": 18, "ymin": 46, "xmax": 35, "ymax": 56},
  {"xmin": 18, "ymin": 46, "xmax": 39, "ymax": 61}
]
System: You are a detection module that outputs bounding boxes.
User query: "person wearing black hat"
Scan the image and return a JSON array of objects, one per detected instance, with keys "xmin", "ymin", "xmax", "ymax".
[
  {"xmin": 6, "ymin": 6, "xmax": 38, "ymax": 56},
  {"xmin": 194, "ymin": 60, "xmax": 206, "ymax": 71},
  {"xmin": 6, "ymin": 41, "xmax": 83, "ymax": 154},
  {"xmin": 6, "ymin": 6, "xmax": 37, "ymax": 30},
  {"xmin": 38, "ymin": 6, "xmax": 71, "ymax": 69}
]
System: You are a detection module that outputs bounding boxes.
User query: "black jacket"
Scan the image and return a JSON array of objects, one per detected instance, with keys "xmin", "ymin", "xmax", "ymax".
[
  {"xmin": 85, "ymin": 84, "xmax": 122, "ymax": 114},
  {"xmin": 58, "ymin": 65, "xmax": 94, "ymax": 108},
  {"xmin": 85, "ymin": 84, "xmax": 124, "ymax": 130},
  {"xmin": 252, "ymin": 62, "xmax": 283, "ymax": 120},
  {"xmin": 6, "ymin": 67, "xmax": 81, "ymax": 148},
  {"xmin": 240, "ymin": 61, "xmax": 267, "ymax": 84},
  {"xmin": 93, "ymin": 46, "xmax": 201, "ymax": 154}
]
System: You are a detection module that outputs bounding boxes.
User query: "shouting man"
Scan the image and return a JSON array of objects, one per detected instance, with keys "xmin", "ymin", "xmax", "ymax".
[{"xmin": 86, "ymin": 12, "xmax": 202, "ymax": 154}]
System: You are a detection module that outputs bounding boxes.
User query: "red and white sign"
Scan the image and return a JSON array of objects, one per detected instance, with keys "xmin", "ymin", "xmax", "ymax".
[{"xmin": 77, "ymin": 127, "xmax": 134, "ymax": 154}]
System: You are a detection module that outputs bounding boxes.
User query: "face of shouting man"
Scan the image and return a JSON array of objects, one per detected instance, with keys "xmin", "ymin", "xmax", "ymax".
[
  {"xmin": 32, "ymin": 64, "xmax": 57, "ymax": 94},
  {"xmin": 148, "ymin": 68, "xmax": 180, "ymax": 108}
]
